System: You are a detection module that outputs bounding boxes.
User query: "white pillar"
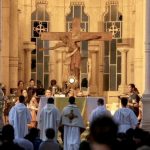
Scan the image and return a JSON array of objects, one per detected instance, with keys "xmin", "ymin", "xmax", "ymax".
[
  {"xmin": 117, "ymin": 43, "xmax": 129, "ymax": 94},
  {"xmin": 88, "ymin": 41, "xmax": 99, "ymax": 96},
  {"xmin": 142, "ymin": 0, "xmax": 150, "ymax": 131},
  {"xmin": 0, "ymin": 0, "xmax": 2, "ymax": 81},
  {"xmin": 134, "ymin": 0, "xmax": 144, "ymax": 93},
  {"xmin": 1, "ymin": 0, "xmax": 10, "ymax": 94},
  {"xmin": 24, "ymin": 0, "xmax": 32, "ymax": 41}
]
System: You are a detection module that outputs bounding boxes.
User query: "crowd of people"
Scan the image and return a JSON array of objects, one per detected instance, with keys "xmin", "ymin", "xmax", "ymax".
[{"xmin": 0, "ymin": 80, "xmax": 150, "ymax": 150}]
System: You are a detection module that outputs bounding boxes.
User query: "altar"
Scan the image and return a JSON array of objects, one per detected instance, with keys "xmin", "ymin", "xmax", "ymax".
[{"xmin": 38, "ymin": 96, "xmax": 105, "ymax": 124}]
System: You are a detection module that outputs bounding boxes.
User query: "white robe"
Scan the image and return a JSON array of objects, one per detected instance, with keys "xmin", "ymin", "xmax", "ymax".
[
  {"xmin": 38, "ymin": 104, "xmax": 60, "ymax": 141},
  {"xmin": 64, "ymin": 126, "xmax": 80, "ymax": 150},
  {"xmin": 114, "ymin": 107, "xmax": 138, "ymax": 133},
  {"xmin": 89, "ymin": 105, "xmax": 111, "ymax": 123},
  {"xmin": 9, "ymin": 103, "xmax": 31, "ymax": 138},
  {"xmin": 61, "ymin": 104, "xmax": 85, "ymax": 150},
  {"xmin": 37, "ymin": 96, "xmax": 54, "ymax": 122},
  {"xmin": 37, "ymin": 96, "xmax": 48, "ymax": 122}
]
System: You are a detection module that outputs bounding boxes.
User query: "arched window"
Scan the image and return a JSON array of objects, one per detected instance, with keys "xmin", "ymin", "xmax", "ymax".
[
  {"xmin": 103, "ymin": 1, "xmax": 123, "ymax": 91},
  {"xmin": 31, "ymin": 2, "xmax": 50, "ymax": 88}
]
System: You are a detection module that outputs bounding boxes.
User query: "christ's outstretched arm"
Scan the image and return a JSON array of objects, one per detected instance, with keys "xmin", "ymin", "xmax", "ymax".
[
  {"xmin": 74, "ymin": 35, "xmax": 102, "ymax": 43},
  {"xmin": 38, "ymin": 42, "xmax": 66, "ymax": 51}
]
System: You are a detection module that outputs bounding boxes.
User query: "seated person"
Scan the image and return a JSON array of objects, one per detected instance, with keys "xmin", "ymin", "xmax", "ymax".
[{"xmin": 48, "ymin": 80, "xmax": 60, "ymax": 95}]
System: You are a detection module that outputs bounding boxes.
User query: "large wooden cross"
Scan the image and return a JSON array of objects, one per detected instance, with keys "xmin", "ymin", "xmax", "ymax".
[
  {"xmin": 40, "ymin": 18, "xmax": 112, "ymax": 82},
  {"xmin": 40, "ymin": 18, "xmax": 112, "ymax": 42}
]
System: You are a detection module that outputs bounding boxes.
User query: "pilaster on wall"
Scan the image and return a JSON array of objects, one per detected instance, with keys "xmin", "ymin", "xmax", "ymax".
[
  {"xmin": 117, "ymin": 43, "xmax": 129, "ymax": 94},
  {"xmin": 1, "ymin": 0, "xmax": 10, "ymax": 93},
  {"xmin": 134, "ymin": 0, "xmax": 144, "ymax": 93},
  {"xmin": 9, "ymin": 0, "xmax": 19, "ymax": 89},
  {"xmin": 0, "ymin": 0, "xmax": 2, "ymax": 82}
]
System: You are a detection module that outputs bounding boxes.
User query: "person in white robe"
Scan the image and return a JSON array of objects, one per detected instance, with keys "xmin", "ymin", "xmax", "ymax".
[
  {"xmin": 114, "ymin": 97, "xmax": 138, "ymax": 133},
  {"xmin": 38, "ymin": 97, "xmax": 60, "ymax": 141},
  {"xmin": 9, "ymin": 95, "xmax": 31, "ymax": 138},
  {"xmin": 37, "ymin": 89, "xmax": 52, "ymax": 122},
  {"xmin": 60, "ymin": 96, "xmax": 85, "ymax": 150},
  {"xmin": 89, "ymin": 98, "xmax": 111, "ymax": 123}
]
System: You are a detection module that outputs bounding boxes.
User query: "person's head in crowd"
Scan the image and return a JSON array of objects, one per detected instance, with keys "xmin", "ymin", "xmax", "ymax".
[
  {"xmin": 128, "ymin": 83, "xmax": 139, "ymax": 94},
  {"xmin": 19, "ymin": 95, "xmax": 25, "ymax": 103},
  {"xmin": 37, "ymin": 80, "xmax": 43, "ymax": 88},
  {"xmin": 25, "ymin": 128, "xmax": 40, "ymax": 141},
  {"xmin": 30, "ymin": 96, "xmax": 37, "ymax": 103},
  {"xmin": 2, "ymin": 124, "xmax": 14, "ymax": 142},
  {"xmin": 69, "ymin": 96, "xmax": 75, "ymax": 104},
  {"xmin": 31, "ymin": 88, "xmax": 37, "ymax": 97},
  {"xmin": 29, "ymin": 79, "xmax": 35, "ymax": 87},
  {"xmin": 45, "ymin": 128, "xmax": 55, "ymax": 140},
  {"xmin": 120, "ymin": 97, "xmax": 128, "ymax": 107},
  {"xmin": 97, "ymin": 98, "xmax": 104, "ymax": 106},
  {"xmin": 18, "ymin": 80, "xmax": 24, "ymax": 89},
  {"xmin": 89, "ymin": 116, "xmax": 118, "ymax": 150},
  {"xmin": 22, "ymin": 89, "xmax": 28, "ymax": 98},
  {"xmin": 50, "ymin": 79, "xmax": 57, "ymax": 86},
  {"xmin": 126, "ymin": 128, "xmax": 135, "ymax": 140},
  {"xmin": 47, "ymin": 97, "xmax": 54, "ymax": 104},
  {"xmin": 45, "ymin": 90, "xmax": 52, "ymax": 97}
]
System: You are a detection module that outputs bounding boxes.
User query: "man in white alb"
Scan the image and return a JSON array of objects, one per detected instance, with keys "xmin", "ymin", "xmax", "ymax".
[
  {"xmin": 89, "ymin": 98, "xmax": 111, "ymax": 123},
  {"xmin": 9, "ymin": 95, "xmax": 31, "ymax": 138},
  {"xmin": 60, "ymin": 96, "xmax": 85, "ymax": 150},
  {"xmin": 38, "ymin": 97, "xmax": 60, "ymax": 141},
  {"xmin": 114, "ymin": 97, "xmax": 138, "ymax": 133},
  {"xmin": 37, "ymin": 89, "xmax": 52, "ymax": 122}
]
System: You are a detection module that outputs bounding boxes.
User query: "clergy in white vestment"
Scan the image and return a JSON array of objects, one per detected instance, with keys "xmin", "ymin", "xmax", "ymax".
[
  {"xmin": 60, "ymin": 96, "xmax": 85, "ymax": 150},
  {"xmin": 89, "ymin": 98, "xmax": 111, "ymax": 123},
  {"xmin": 38, "ymin": 97, "xmax": 60, "ymax": 141},
  {"xmin": 9, "ymin": 95, "xmax": 31, "ymax": 139},
  {"xmin": 114, "ymin": 97, "xmax": 138, "ymax": 133},
  {"xmin": 37, "ymin": 90, "xmax": 52, "ymax": 122}
]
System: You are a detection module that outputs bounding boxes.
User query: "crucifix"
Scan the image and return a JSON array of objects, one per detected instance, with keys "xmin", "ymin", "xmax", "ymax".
[
  {"xmin": 64, "ymin": 109, "xmax": 78, "ymax": 123},
  {"xmin": 39, "ymin": 18, "xmax": 112, "ymax": 83},
  {"xmin": 33, "ymin": 21, "xmax": 48, "ymax": 34}
]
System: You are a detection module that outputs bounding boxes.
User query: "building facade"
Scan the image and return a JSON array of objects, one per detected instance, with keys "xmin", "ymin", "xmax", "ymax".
[{"xmin": 0, "ymin": 0, "xmax": 145, "ymax": 101}]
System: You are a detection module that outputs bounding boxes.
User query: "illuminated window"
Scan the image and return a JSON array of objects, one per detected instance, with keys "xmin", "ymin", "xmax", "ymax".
[
  {"xmin": 31, "ymin": 3, "xmax": 50, "ymax": 88},
  {"xmin": 103, "ymin": 1, "xmax": 122, "ymax": 91}
]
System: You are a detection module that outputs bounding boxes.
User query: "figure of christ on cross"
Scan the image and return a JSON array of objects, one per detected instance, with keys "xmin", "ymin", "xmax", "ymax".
[{"xmin": 39, "ymin": 18, "xmax": 112, "ymax": 84}]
